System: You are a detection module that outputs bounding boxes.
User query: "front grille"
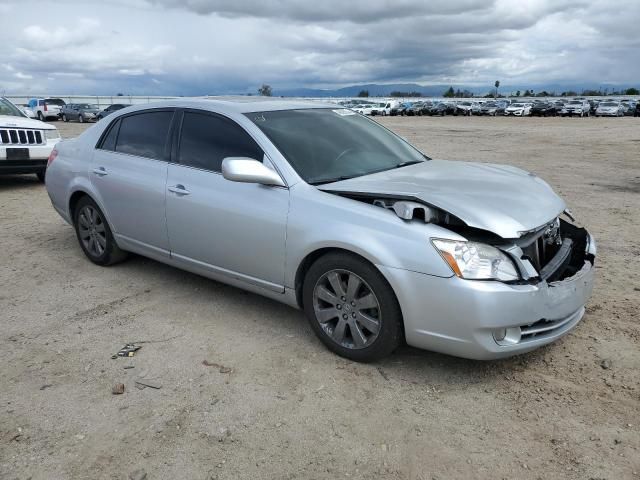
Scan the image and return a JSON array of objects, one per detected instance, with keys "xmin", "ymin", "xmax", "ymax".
[{"xmin": 0, "ymin": 128, "xmax": 46, "ymax": 146}]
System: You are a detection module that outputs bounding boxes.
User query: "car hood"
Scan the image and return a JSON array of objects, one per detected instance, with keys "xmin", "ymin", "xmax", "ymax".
[
  {"xmin": 0, "ymin": 114, "xmax": 55, "ymax": 130},
  {"xmin": 317, "ymin": 160, "xmax": 565, "ymax": 239}
]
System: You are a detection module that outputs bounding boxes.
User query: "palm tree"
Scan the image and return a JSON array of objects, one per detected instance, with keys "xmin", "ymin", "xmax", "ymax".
[{"xmin": 494, "ymin": 80, "xmax": 500, "ymax": 98}]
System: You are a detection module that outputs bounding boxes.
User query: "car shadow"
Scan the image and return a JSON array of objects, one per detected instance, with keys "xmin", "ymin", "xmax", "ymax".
[
  {"xmin": 104, "ymin": 252, "xmax": 540, "ymax": 382},
  {"xmin": 0, "ymin": 174, "xmax": 42, "ymax": 190}
]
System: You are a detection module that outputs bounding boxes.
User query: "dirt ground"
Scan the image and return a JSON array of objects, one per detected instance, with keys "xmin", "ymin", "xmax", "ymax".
[{"xmin": 1, "ymin": 116, "xmax": 638, "ymax": 480}]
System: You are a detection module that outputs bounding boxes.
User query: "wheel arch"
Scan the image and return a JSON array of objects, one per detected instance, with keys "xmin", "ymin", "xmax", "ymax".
[{"xmin": 294, "ymin": 247, "xmax": 399, "ymax": 312}]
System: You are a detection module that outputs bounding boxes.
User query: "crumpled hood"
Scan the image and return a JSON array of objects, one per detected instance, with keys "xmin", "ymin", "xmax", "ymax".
[
  {"xmin": 0, "ymin": 114, "xmax": 56, "ymax": 130},
  {"xmin": 318, "ymin": 160, "xmax": 565, "ymax": 238}
]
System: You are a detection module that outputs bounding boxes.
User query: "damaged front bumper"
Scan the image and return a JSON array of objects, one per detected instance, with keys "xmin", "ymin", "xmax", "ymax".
[{"xmin": 378, "ymin": 231, "xmax": 596, "ymax": 360}]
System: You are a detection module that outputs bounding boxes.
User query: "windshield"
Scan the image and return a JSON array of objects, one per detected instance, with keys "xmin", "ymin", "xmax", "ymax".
[
  {"xmin": 0, "ymin": 98, "xmax": 26, "ymax": 117},
  {"xmin": 600, "ymin": 102, "xmax": 617, "ymax": 107},
  {"xmin": 568, "ymin": 101, "xmax": 582, "ymax": 105},
  {"xmin": 247, "ymin": 108, "xmax": 427, "ymax": 184},
  {"xmin": 77, "ymin": 104, "xmax": 98, "ymax": 109}
]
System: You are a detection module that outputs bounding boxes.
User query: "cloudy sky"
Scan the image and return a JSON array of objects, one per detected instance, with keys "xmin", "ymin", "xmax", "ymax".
[{"xmin": 0, "ymin": 0, "xmax": 638, "ymax": 95}]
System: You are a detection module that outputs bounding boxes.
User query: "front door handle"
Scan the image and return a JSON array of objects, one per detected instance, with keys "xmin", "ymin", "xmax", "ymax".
[
  {"xmin": 93, "ymin": 167, "xmax": 108, "ymax": 176},
  {"xmin": 168, "ymin": 184, "xmax": 190, "ymax": 196}
]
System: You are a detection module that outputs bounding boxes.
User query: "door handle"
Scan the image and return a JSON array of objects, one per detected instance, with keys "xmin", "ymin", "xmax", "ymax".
[
  {"xmin": 93, "ymin": 167, "xmax": 108, "ymax": 176},
  {"xmin": 168, "ymin": 184, "xmax": 190, "ymax": 196}
]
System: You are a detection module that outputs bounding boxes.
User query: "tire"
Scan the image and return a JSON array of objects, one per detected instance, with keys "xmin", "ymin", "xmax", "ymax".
[
  {"xmin": 302, "ymin": 252, "xmax": 403, "ymax": 362},
  {"xmin": 78, "ymin": 114, "xmax": 84, "ymax": 123},
  {"xmin": 37, "ymin": 111, "xmax": 44, "ymax": 121},
  {"xmin": 62, "ymin": 114, "xmax": 68, "ymax": 122},
  {"xmin": 36, "ymin": 170, "xmax": 46, "ymax": 182},
  {"xmin": 73, "ymin": 196, "xmax": 127, "ymax": 266}
]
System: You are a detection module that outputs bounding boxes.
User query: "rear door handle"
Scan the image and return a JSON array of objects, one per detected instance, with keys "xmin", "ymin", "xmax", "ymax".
[
  {"xmin": 93, "ymin": 167, "xmax": 108, "ymax": 176},
  {"xmin": 168, "ymin": 184, "xmax": 190, "ymax": 196}
]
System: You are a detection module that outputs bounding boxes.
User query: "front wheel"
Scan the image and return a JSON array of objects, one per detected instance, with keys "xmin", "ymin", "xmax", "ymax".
[
  {"xmin": 73, "ymin": 196, "xmax": 127, "ymax": 266},
  {"xmin": 78, "ymin": 114, "xmax": 84, "ymax": 123},
  {"xmin": 303, "ymin": 253, "xmax": 403, "ymax": 362},
  {"xmin": 62, "ymin": 114, "xmax": 68, "ymax": 122}
]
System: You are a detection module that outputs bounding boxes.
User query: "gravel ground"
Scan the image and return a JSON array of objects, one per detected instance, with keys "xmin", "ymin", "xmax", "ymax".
[{"xmin": 1, "ymin": 116, "xmax": 638, "ymax": 480}]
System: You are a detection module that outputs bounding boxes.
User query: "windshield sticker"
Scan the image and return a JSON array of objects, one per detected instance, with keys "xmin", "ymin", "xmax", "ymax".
[{"xmin": 332, "ymin": 109, "xmax": 356, "ymax": 116}]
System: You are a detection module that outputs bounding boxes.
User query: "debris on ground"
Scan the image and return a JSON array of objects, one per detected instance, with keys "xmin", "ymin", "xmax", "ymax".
[
  {"xmin": 129, "ymin": 469, "xmax": 147, "ymax": 480},
  {"xmin": 112, "ymin": 383, "xmax": 125, "ymax": 395},
  {"xmin": 600, "ymin": 359, "xmax": 611, "ymax": 369},
  {"xmin": 202, "ymin": 360, "xmax": 233, "ymax": 373},
  {"xmin": 134, "ymin": 379, "xmax": 162, "ymax": 389},
  {"xmin": 39, "ymin": 384, "xmax": 53, "ymax": 390},
  {"xmin": 111, "ymin": 343, "xmax": 141, "ymax": 359},
  {"xmin": 124, "ymin": 365, "xmax": 135, "ymax": 369}
]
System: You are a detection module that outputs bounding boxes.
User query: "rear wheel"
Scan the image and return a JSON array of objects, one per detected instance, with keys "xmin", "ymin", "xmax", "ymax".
[
  {"xmin": 303, "ymin": 253, "xmax": 403, "ymax": 362},
  {"xmin": 37, "ymin": 111, "xmax": 44, "ymax": 121},
  {"xmin": 73, "ymin": 196, "xmax": 127, "ymax": 266}
]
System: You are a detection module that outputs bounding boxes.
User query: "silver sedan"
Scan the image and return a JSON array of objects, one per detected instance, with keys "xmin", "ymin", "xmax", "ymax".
[{"xmin": 44, "ymin": 98, "xmax": 596, "ymax": 361}]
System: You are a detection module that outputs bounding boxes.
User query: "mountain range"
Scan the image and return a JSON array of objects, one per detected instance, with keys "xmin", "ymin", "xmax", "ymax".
[{"xmin": 271, "ymin": 82, "xmax": 636, "ymax": 98}]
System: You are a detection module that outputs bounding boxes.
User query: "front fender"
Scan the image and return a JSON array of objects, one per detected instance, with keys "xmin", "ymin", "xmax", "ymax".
[{"xmin": 284, "ymin": 184, "xmax": 458, "ymax": 288}]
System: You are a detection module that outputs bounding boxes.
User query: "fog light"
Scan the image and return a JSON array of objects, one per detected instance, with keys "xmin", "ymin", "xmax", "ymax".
[
  {"xmin": 493, "ymin": 327, "xmax": 522, "ymax": 346},
  {"xmin": 493, "ymin": 328, "xmax": 507, "ymax": 342}
]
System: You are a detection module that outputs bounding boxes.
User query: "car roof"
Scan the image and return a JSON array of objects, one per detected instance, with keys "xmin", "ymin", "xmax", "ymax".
[{"xmin": 113, "ymin": 97, "xmax": 337, "ymax": 115}]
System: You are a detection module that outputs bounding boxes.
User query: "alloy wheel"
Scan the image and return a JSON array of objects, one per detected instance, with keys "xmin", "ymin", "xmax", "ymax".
[
  {"xmin": 312, "ymin": 269, "xmax": 381, "ymax": 349},
  {"xmin": 78, "ymin": 205, "xmax": 107, "ymax": 257}
]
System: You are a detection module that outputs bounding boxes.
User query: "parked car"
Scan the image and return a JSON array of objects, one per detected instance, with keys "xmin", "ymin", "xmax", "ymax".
[
  {"xmin": 530, "ymin": 102, "xmax": 558, "ymax": 116},
  {"xmin": 504, "ymin": 103, "xmax": 532, "ymax": 116},
  {"xmin": 635, "ymin": 103, "xmax": 640, "ymax": 117},
  {"xmin": 28, "ymin": 98, "xmax": 66, "ymax": 121},
  {"xmin": 394, "ymin": 102, "xmax": 412, "ymax": 116},
  {"xmin": 96, "ymin": 104, "xmax": 127, "ymax": 120},
  {"xmin": 620, "ymin": 100, "xmax": 637, "ymax": 116},
  {"xmin": 561, "ymin": 100, "xmax": 590, "ymax": 117},
  {"xmin": 594, "ymin": 101, "xmax": 624, "ymax": 117},
  {"xmin": 369, "ymin": 102, "xmax": 389, "ymax": 116},
  {"xmin": 0, "ymin": 97, "xmax": 61, "ymax": 181},
  {"xmin": 454, "ymin": 102, "xmax": 474, "ymax": 116},
  {"xmin": 60, "ymin": 104, "xmax": 101, "ymax": 123},
  {"xmin": 20, "ymin": 105, "xmax": 37, "ymax": 118},
  {"xmin": 44, "ymin": 99, "xmax": 596, "ymax": 361},
  {"xmin": 427, "ymin": 102, "xmax": 456, "ymax": 116},
  {"xmin": 353, "ymin": 104, "xmax": 378, "ymax": 115},
  {"xmin": 406, "ymin": 102, "xmax": 428, "ymax": 116},
  {"xmin": 479, "ymin": 101, "xmax": 507, "ymax": 116}
]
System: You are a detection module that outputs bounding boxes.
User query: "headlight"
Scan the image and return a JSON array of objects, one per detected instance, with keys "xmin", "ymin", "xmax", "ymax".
[
  {"xmin": 45, "ymin": 129, "xmax": 60, "ymax": 141},
  {"xmin": 431, "ymin": 239, "xmax": 520, "ymax": 281}
]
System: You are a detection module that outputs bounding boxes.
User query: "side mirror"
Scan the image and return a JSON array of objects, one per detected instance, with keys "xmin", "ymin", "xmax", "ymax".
[{"xmin": 221, "ymin": 157, "xmax": 285, "ymax": 187}]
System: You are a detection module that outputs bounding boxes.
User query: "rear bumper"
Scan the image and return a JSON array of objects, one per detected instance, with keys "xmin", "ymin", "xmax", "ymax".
[{"xmin": 379, "ymin": 233, "xmax": 596, "ymax": 360}]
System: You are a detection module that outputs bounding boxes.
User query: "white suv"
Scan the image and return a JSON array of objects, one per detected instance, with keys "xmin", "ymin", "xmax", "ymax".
[
  {"xmin": 27, "ymin": 98, "xmax": 66, "ymax": 121},
  {"xmin": 1, "ymin": 97, "xmax": 61, "ymax": 181}
]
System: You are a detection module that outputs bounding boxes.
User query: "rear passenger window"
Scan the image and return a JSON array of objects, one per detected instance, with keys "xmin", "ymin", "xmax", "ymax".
[
  {"xmin": 99, "ymin": 119, "xmax": 120, "ymax": 151},
  {"xmin": 178, "ymin": 112, "xmax": 263, "ymax": 172},
  {"xmin": 115, "ymin": 111, "xmax": 173, "ymax": 160}
]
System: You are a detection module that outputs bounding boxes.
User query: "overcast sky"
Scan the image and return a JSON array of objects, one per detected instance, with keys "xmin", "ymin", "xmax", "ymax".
[{"xmin": 0, "ymin": 0, "xmax": 638, "ymax": 95}]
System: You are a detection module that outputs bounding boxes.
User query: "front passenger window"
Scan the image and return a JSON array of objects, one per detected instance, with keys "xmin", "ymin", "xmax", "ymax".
[{"xmin": 178, "ymin": 112, "xmax": 263, "ymax": 172}]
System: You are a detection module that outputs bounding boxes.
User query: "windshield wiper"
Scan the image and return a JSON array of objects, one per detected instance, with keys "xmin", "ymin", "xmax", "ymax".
[
  {"xmin": 308, "ymin": 159, "xmax": 426, "ymax": 185},
  {"xmin": 394, "ymin": 160, "xmax": 424, "ymax": 169},
  {"xmin": 308, "ymin": 175, "xmax": 360, "ymax": 185}
]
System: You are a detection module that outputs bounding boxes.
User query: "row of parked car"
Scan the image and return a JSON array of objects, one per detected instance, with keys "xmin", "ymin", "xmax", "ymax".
[
  {"xmin": 21, "ymin": 98, "xmax": 127, "ymax": 122},
  {"xmin": 341, "ymin": 98, "xmax": 640, "ymax": 117}
]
